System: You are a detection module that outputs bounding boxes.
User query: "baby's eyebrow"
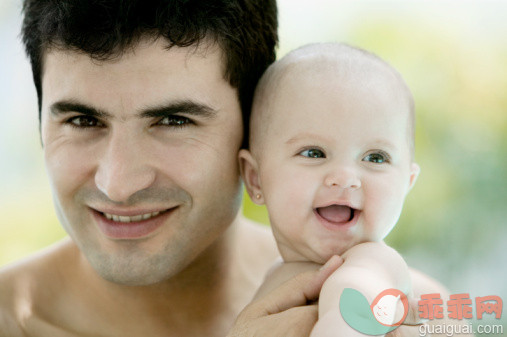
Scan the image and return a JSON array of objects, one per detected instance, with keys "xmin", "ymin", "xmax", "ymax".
[
  {"xmin": 369, "ymin": 139, "xmax": 398, "ymax": 151},
  {"xmin": 285, "ymin": 132, "xmax": 332, "ymax": 145}
]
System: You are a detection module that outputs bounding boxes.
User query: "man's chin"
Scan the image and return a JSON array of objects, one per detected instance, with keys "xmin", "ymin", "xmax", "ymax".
[
  {"xmin": 99, "ymin": 270, "xmax": 166, "ymax": 286},
  {"xmin": 86, "ymin": 251, "xmax": 182, "ymax": 286}
]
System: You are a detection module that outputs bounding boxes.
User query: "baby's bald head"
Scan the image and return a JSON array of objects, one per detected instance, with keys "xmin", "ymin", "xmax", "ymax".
[{"xmin": 249, "ymin": 43, "xmax": 415, "ymax": 159}]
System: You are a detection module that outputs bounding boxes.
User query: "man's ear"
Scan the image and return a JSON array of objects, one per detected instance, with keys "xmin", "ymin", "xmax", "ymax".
[
  {"xmin": 408, "ymin": 162, "xmax": 420, "ymax": 192},
  {"xmin": 238, "ymin": 149, "xmax": 264, "ymax": 205}
]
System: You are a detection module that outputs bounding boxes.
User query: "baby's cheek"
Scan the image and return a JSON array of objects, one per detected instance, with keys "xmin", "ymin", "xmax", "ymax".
[{"xmin": 371, "ymin": 179, "xmax": 406, "ymax": 228}]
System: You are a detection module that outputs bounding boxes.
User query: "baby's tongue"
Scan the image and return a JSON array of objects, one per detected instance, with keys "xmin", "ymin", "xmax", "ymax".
[{"xmin": 317, "ymin": 205, "xmax": 352, "ymax": 223}]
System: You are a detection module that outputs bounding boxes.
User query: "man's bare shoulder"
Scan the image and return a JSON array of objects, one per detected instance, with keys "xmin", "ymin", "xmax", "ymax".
[
  {"xmin": 234, "ymin": 217, "xmax": 279, "ymax": 279},
  {"xmin": 0, "ymin": 237, "xmax": 75, "ymax": 283},
  {"xmin": 236, "ymin": 217, "xmax": 278, "ymax": 259},
  {"xmin": 409, "ymin": 268, "xmax": 474, "ymax": 337},
  {"xmin": 0, "ymin": 238, "xmax": 75, "ymax": 336},
  {"xmin": 409, "ymin": 267, "xmax": 450, "ymax": 297}
]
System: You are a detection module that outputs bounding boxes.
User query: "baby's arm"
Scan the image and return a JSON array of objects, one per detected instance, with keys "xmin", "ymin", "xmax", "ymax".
[{"xmin": 311, "ymin": 242, "xmax": 411, "ymax": 337}]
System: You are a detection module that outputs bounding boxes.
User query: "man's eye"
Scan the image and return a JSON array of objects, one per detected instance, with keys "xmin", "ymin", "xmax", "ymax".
[
  {"xmin": 363, "ymin": 152, "xmax": 390, "ymax": 164},
  {"xmin": 158, "ymin": 115, "xmax": 192, "ymax": 127},
  {"xmin": 299, "ymin": 148, "xmax": 326, "ymax": 158},
  {"xmin": 66, "ymin": 116, "xmax": 102, "ymax": 128}
]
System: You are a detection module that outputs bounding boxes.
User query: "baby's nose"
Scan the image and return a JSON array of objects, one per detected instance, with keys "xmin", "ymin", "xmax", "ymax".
[{"xmin": 323, "ymin": 167, "xmax": 361, "ymax": 190}]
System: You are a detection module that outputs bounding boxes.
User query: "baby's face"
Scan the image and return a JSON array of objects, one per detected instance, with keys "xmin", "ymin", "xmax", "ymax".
[{"xmin": 249, "ymin": 65, "xmax": 419, "ymax": 263}]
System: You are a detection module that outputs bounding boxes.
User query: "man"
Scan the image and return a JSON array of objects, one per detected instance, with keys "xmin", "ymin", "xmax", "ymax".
[{"xmin": 0, "ymin": 1, "xmax": 342, "ymax": 336}]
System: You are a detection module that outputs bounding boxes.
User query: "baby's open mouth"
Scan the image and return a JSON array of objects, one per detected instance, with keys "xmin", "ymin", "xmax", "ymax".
[{"xmin": 316, "ymin": 205, "xmax": 355, "ymax": 224}]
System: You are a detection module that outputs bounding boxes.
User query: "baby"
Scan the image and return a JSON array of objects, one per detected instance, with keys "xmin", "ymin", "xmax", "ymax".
[{"xmin": 239, "ymin": 43, "xmax": 421, "ymax": 335}]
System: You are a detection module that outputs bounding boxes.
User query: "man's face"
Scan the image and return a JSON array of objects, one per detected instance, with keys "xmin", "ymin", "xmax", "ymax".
[
  {"xmin": 41, "ymin": 38, "xmax": 243, "ymax": 285},
  {"xmin": 251, "ymin": 63, "xmax": 419, "ymax": 263}
]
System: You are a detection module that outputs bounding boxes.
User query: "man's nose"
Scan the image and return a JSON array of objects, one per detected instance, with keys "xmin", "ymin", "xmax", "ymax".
[
  {"xmin": 95, "ymin": 132, "xmax": 156, "ymax": 203},
  {"xmin": 323, "ymin": 166, "xmax": 361, "ymax": 190}
]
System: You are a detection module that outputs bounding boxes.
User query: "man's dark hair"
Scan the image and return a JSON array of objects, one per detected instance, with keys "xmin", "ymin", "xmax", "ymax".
[{"xmin": 21, "ymin": 0, "xmax": 277, "ymax": 145}]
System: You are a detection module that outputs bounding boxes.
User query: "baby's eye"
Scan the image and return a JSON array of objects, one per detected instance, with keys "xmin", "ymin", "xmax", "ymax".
[
  {"xmin": 66, "ymin": 115, "xmax": 104, "ymax": 128},
  {"xmin": 157, "ymin": 115, "xmax": 193, "ymax": 127},
  {"xmin": 363, "ymin": 151, "xmax": 390, "ymax": 164},
  {"xmin": 299, "ymin": 148, "xmax": 326, "ymax": 159}
]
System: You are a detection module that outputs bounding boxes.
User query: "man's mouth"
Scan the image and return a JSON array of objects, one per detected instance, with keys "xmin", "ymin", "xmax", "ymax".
[
  {"xmin": 92, "ymin": 208, "xmax": 175, "ymax": 239},
  {"xmin": 101, "ymin": 210, "xmax": 166, "ymax": 223},
  {"xmin": 315, "ymin": 205, "xmax": 355, "ymax": 224}
]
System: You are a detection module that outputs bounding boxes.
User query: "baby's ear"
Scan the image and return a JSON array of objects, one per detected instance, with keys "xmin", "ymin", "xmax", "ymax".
[
  {"xmin": 408, "ymin": 162, "xmax": 420, "ymax": 191},
  {"xmin": 238, "ymin": 149, "xmax": 264, "ymax": 205}
]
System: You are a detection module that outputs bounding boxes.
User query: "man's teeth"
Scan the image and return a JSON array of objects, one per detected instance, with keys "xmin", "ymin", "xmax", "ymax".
[{"xmin": 104, "ymin": 211, "xmax": 161, "ymax": 223}]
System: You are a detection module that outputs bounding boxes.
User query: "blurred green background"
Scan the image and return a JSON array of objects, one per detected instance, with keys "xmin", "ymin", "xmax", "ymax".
[{"xmin": 1, "ymin": 0, "xmax": 506, "ymax": 333}]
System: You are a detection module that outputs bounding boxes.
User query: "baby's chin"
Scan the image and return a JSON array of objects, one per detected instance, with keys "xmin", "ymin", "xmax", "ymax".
[{"xmin": 279, "ymin": 243, "xmax": 352, "ymax": 265}]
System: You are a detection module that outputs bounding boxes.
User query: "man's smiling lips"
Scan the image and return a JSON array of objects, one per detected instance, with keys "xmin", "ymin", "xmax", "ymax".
[
  {"xmin": 90, "ymin": 207, "xmax": 178, "ymax": 239},
  {"xmin": 103, "ymin": 210, "xmax": 163, "ymax": 223}
]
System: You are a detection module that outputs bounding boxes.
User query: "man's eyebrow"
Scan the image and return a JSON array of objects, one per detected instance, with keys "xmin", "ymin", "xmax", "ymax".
[
  {"xmin": 50, "ymin": 100, "xmax": 112, "ymax": 118},
  {"xmin": 139, "ymin": 101, "xmax": 217, "ymax": 119}
]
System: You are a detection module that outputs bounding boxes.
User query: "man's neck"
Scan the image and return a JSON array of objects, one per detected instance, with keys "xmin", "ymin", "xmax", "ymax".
[{"xmin": 64, "ymin": 217, "xmax": 243, "ymax": 336}]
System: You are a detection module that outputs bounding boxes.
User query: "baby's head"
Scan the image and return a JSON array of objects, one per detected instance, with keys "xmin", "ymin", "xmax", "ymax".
[{"xmin": 240, "ymin": 43, "xmax": 420, "ymax": 263}]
